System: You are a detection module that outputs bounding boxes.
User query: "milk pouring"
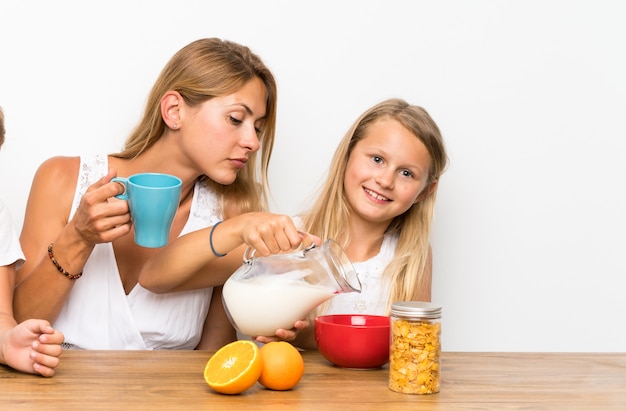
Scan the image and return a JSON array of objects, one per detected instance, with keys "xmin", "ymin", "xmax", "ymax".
[{"xmin": 222, "ymin": 240, "xmax": 361, "ymax": 337}]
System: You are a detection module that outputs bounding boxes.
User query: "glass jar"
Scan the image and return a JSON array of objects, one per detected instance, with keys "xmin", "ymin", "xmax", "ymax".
[{"xmin": 389, "ymin": 301, "xmax": 442, "ymax": 394}]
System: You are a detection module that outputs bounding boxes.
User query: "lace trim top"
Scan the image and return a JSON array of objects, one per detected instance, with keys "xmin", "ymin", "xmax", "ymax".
[
  {"xmin": 55, "ymin": 154, "xmax": 222, "ymax": 350},
  {"xmin": 323, "ymin": 234, "xmax": 398, "ymax": 316}
]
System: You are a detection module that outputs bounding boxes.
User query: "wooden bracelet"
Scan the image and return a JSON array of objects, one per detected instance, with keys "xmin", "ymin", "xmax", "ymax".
[{"xmin": 48, "ymin": 243, "xmax": 83, "ymax": 280}]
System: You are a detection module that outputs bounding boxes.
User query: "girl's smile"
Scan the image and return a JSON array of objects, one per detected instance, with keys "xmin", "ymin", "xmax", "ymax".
[{"xmin": 344, "ymin": 118, "xmax": 433, "ymax": 228}]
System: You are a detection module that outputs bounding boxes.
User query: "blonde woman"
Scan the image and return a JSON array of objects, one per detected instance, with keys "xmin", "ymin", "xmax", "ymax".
[{"xmin": 14, "ymin": 38, "xmax": 309, "ymax": 351}]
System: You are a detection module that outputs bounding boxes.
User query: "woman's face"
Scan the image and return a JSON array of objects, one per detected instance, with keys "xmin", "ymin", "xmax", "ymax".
[
  {"xmin": 179, "ymin": 77, "xmax": 267, "ymax": 185},
  {"xmin": 343, "ymin": 118, "xmax": 433, "ymax": 229}
]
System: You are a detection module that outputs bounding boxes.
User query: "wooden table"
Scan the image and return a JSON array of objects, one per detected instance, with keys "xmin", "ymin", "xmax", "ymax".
[{"xmin": 1, "ymin": 351, "xmax": 625, "ymax": 410}]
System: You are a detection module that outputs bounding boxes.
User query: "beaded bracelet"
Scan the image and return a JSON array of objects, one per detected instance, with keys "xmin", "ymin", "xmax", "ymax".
[
  {"xmin": 48, "ymin": 243, "xmax": 83, "ymax": 280},
  {"xmin": 210, "ymin": 221, "xmax": 227, "ymax": 257}
]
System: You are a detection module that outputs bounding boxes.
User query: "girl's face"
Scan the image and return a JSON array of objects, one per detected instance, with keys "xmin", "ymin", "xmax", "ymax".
[
  {"xmin": 344, "ymin": 118, "xmax": 433, "ymax": 228},
  {"xmin": 179, "ymin": 77, "xmax": 267, "ymax": 184}
]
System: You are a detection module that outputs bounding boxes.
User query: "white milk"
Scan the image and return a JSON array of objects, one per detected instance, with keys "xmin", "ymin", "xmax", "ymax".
[{"xmin": 223, "ymin": 270, "xmax": 337, "ymax": 337}]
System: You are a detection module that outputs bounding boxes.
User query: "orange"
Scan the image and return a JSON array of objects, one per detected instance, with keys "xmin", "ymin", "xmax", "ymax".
[
  {"xmin": 258, "ymin": 341, "xmax": 305, "ymax": 391},
  {"xmin": 203, "ymin": 340, "xmax": 263, "ymax": 395}
]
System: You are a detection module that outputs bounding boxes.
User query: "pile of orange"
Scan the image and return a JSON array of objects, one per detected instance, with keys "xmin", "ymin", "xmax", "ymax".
[{"xmin": 203, "ymin": 340, "xmax": 304, "ymax": 395}]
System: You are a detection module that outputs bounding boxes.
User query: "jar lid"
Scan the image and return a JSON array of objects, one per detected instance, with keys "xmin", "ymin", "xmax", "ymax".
[{"xmin": 390, "ymin": 301, "xmax": 442, "ymax": 319}]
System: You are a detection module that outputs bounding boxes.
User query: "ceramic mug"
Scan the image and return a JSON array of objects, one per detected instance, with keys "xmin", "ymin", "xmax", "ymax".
[{"xmin": 111, "ymin": 173, "xmax": 182, "ymax": 248}]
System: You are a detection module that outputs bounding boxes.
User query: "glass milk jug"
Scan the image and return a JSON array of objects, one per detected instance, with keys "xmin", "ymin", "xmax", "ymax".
[{"xmin": 222, "ymin": 240, "xmax": 361, "ymax": 337}]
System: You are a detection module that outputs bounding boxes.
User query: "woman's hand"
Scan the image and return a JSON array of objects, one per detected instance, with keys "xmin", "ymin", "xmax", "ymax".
[
  {"xmin": 70, "ymin": 169, "xmax": 132, "ymax": 245},
  {"xmin": 236, "ymin": 213, "xmax": 320, "ymax": 257}
]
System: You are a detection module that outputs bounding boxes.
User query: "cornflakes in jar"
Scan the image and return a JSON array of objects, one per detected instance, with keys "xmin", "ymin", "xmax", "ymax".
[{"xmin": 389, "ymin": 302, "xmax": 441, "ymax": 394}]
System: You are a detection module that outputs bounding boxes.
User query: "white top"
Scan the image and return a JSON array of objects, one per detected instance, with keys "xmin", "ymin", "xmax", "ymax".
[
  {"xmin": 322, "ymin": 234, "xmax": 398, "ymax": 316},
  {"xmin": 0, "ymin": 199, "xmax": 25, "ymax": 269},
  {"xmin": 54, "ymin": 155, "xmax": 222, "ymax": 350}
]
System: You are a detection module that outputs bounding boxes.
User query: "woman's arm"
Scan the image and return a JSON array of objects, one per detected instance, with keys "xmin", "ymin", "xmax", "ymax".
[
  {"xmin": 14, "ymin": 157, "xmax": 130, "ymax": 322},
  {"xmin": 139, "ymin": 212, "xmax": 317, "ymax": 293}
]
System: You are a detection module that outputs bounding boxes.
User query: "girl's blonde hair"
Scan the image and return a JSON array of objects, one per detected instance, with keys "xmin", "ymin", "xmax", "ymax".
[
  {"xmin": 303, "ymin": 98, "xmax": 448, "ymax": 313},
  {"xmin": 112, "ymin": 38, "xmax": 277, "ymax": 215}
]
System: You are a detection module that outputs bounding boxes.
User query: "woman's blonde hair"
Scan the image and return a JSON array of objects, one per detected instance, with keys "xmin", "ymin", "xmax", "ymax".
[
  {"xmin": 112, "ymin": 38, "xmax": 277, "ymax": 215},
  {"xmin": 303, "ymin": 98, "xmax": 448, "ymax": 313}
]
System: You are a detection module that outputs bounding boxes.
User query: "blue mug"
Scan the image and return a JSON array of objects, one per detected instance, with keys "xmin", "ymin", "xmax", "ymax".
[{"xmin": 111, "ymin": 173, "xmax": 182, "ymax": 248}]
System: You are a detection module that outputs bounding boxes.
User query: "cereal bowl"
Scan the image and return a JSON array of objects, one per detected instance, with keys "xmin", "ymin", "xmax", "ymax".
[{"xmin": 314, "ymin": 314, "xmax": 390, "ymax": 369}]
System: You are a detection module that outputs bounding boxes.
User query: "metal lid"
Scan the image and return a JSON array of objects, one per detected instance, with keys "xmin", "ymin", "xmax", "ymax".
[{"xmin": 390, "ymin": 301, "xmax": 442, "ymax": 319}]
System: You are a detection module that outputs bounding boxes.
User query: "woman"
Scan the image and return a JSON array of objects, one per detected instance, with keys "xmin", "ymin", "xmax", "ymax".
[{"xmin": 14, "ymin": 38, "xmax": 309, "ymax": 350}]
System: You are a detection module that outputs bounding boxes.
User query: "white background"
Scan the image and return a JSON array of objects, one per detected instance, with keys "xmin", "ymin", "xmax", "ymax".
[{"xmin": 1, "ymin": 1, "xmax": 625, "ymax": 352}]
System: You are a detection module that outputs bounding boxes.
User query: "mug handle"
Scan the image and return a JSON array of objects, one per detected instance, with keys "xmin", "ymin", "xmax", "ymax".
[{"xmin": 110, "ymin": 177, "xmax": 129, "ymax": 200}]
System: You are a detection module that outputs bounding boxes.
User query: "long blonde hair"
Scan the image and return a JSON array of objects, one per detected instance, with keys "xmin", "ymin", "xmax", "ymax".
[
  {"xmin": 303, "ymin": 98, "xmax": 448, "ymax": 313},
  {"xmin": 112, "ymin": 38, "xmax": 277, "ymax": 215}
]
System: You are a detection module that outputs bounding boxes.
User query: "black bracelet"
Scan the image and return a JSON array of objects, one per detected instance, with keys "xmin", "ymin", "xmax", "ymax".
[
  {"xmin": 48, "ymin": 243, "xmax": 83, "ymax": 280},
  {"xmin": 210, "ymin": 221, "xmax": 227, "ymax": 257}
]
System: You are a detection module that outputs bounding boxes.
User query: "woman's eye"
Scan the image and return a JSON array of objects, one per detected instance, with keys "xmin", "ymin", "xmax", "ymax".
[{"xmin": 229, "ymin": 115, "xmax": 243, "ymax": 125}]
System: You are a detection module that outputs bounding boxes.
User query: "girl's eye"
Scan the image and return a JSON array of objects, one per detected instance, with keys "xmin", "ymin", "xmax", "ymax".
[
  {"xmin": 229, "ymin": 115, "xmax": 243, "ymax": 125},
  {"xmin": 372, "ymin": 155, "xmax": 383, "ymax": 164},
  {"xmin": 400, "ymin": 169, "xmax": 414, "ymax": 178}
]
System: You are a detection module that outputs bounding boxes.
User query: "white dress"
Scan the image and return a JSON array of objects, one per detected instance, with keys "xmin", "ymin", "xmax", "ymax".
[
  {"xmin": 53, "ymin": 155, "xmax": 222, "ymax": 350},
  {"xmin": 322, "ymin": 234, "xmax": 398, "ymax": 316},
  {"xmin": 0, "ymin": 199, "xmax": 25, "ymax": 269}
]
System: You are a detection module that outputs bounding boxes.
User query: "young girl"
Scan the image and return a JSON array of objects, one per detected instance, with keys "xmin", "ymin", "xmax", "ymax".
[
  {"xmin": 263, "ymin": 98, "xmax": 449, "ymax": 349},
  {"xmin": 0, "ymin": 106, "xmax": 64, "ymax": 376},
  {"xmin": 14, "ymin": 38, "xmax": 310, "ymax": 351}
]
